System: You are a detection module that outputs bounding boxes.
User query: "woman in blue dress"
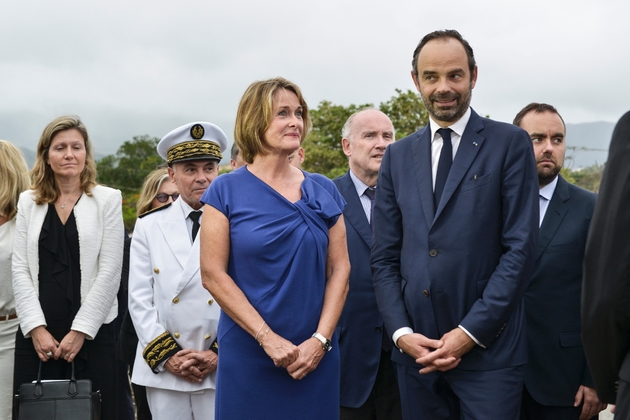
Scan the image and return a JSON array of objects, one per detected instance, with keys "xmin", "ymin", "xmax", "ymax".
[{"xmin": 200, "ymin": 77, "xmax": 350, "ymax": 419}]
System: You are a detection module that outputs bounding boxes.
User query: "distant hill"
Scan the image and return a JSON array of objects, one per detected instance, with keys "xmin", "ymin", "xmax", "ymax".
[
  {"xmin": 12, "ymin": 121, "xmax": 616, "ymax": 172},
  {"xmin": 565, "ymin": 121, "xmax": 613, "ymax": 169}
]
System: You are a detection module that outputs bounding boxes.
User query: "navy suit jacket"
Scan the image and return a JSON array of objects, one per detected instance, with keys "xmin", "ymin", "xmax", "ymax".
[
  {"xmin": 334, "ymin": 172, "xmax": 388, "ymax": 407},
  {"xmin": 372, "ymin": 109, "xmax": 539, "ymax": 370},
  {"xmin": 524, "ymin": 176, "xmax": 596, "ymax": 406}
]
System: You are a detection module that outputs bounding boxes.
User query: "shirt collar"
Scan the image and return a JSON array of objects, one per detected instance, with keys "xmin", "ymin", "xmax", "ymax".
[
  {"xmin": 349, "ymin": 169, "xmax": 372, "ymax": 196},
  {"xmin": 539, "ymin": 176, "xmax": 559, "ymax": 201},
  {"xmin": 177, "ymin": 195, "xmax": 200, "ymax": 216},
  {"xmin": 429, "ymin": 107, "xmax": 472, "ymax": 142}
]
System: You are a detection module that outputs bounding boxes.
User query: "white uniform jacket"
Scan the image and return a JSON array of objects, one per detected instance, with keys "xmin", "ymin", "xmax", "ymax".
[{"xmin": 128, "ymin": 198, "xmax": 220, "ymax": 391}]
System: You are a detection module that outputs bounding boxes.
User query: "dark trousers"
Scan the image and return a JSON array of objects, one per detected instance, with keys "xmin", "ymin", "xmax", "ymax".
[
  {"xmin": 13, "ymin": 323, "xmax": 118, "ymax": 420},
  {"xmin": 616, "ymin": 379, "xmax": 630, "ymax": 420},
  {"xmin": 395, "ymin": 362, "xmax": 524, "ymax": 420},
  {"xmin": 521, "ymin": 385, "xmax": 597, "ymax": 420},
  {"xmin": 340, "ymin": 350, "xmax": 402, "ymax": 420}
]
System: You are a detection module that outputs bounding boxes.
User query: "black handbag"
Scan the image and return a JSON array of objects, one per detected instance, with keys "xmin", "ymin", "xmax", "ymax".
[{"xmin": 15, "ymin": 360, "xmax": 101, "ymax": 420}]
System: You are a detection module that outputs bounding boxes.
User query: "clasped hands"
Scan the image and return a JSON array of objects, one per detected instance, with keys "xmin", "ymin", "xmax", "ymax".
[
  {"xmin": 398, "ymin": 327, "xmax": 476, "ymax": 374},
  {"xmin": 165, "ymin": 349, "xmax": 217, "ymax": 383},
  {"xmin": 260, "ymin": 331, "xmax": 324, "ymax": 380},
  {"xmin": 31, "ymin": 326, "xmax": 85, "ymax": 363}
]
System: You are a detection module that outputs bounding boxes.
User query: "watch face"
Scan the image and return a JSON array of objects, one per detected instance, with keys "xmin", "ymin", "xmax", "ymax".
[{"xmin": 323, "ymin": 340, "xmax": 332, "ymax": 352}]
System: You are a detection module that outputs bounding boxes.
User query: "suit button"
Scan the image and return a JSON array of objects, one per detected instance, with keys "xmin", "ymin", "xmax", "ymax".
[
  {"xmin": 375, "ymin": 327, "xmax": 382, "ymax": 333},
  {"xmin": 423, "ymin": 290, "xmax": 429, "ymax": 297},
  {"xmin": 174, "ymin": 332, "xmax": 180, "ymax": 339},
  {"xmin": 205, "ymin": 334, "xmax": 211, "ymax": 340},
  {"xmin": 429, "ymin": 249, "xmax": 438, "ymax": 257},
  {"xmin": 172, "ymin": 297, "xmax": 179, "ymax": 304},
  {"xmin": 208, "ymin": 299, "xmax": 214, "ymax": 305},
  {"xmin": 154, "ymin": 268, "xmax": 160, "ymax": 274}
]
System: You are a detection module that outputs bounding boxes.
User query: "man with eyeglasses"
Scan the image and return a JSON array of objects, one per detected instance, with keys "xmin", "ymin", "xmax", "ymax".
[{"xmin": 128, "ymin": 121, "xmax": 227, "ymax": 420}]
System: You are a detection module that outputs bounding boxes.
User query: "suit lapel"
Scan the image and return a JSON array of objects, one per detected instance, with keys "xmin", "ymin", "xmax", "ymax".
[
  {"xmin": 411, "ymin": 127, "xmax": 435, "ymax": 227},
  {"xmin": 536, "ymin": 176, "xmax": 569, "ymax": 261},
  {"xmin": 175, "ymin": 237, "xmax": 201, "ymax": 295},
  {"xmin": 338, "ymin": 172, "xmax": 371, "ymax": 246},
  {"xmin": 435, "ymin": 111, "xmax": 485, "ymax": 220},
  {"xmin": 157, "ymin": 200, "xmax": 190, "ymax": 269}
]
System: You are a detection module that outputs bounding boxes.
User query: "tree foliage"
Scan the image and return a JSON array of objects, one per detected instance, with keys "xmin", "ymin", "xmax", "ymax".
[
  {"xmin": 302, "ymin": 89, "xmax": 428, "ymax": 178},
  {"xmin": 96, "ymin": 135, "xmax": 163, "ymax": 232},
  {"xmin": 97, "ymin": 135, "xmax": 162, "ymax": 192}
]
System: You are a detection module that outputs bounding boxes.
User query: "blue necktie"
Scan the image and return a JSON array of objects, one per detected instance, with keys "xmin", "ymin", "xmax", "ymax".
[
  {"xmin": 434, "ymin": 128, "xmax": 453, "ymax": 209},
  {"xmin": 364, "ymin": 187, "xmax": 376, "ymax": 231}
]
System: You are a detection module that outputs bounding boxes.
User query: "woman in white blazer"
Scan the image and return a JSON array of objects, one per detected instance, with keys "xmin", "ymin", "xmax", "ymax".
[
  {"xmin": 0, "ymin": 140, "xmax": 30, "ymax": 420},
  {"xmin": 12, "ymin": 116, "xmax": 123, "ymax": 419}
]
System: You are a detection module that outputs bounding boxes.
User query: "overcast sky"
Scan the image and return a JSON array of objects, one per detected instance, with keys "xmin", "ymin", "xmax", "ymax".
[{"xmin": 1, "ymin": 0, "xmax": 628, "ymax": 157}]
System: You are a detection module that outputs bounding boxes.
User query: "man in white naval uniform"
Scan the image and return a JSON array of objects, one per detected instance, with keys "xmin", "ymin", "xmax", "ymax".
[{"xmin": 129, "ymin": 121, "xmax": 227, "ymax": 419}]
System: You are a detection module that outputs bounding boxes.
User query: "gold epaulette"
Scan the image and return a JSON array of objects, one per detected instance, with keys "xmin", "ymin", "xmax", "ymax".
[
  {"xmin": 143, "ymin": 331, "xmax": 182, "ymax": 373},
  {"xmin": 138, "ymin": 203, "xmax": 172, "ymax": 219}
]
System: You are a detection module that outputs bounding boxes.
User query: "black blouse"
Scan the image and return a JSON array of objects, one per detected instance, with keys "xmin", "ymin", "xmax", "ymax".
[{"xmin": 38, "ymin": 203, "xmax": 82, "ymax": 341}]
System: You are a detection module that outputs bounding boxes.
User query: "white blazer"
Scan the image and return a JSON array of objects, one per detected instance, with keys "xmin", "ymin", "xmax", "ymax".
[
  {"xmin": 129, "ymin": 198, "xmax": 220, "ymax": 392},
  {"xmin": 12, "ymin": 185, "xmax": 124, "ymax": 339}
]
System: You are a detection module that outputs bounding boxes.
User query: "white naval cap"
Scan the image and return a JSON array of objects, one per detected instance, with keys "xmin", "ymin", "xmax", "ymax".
[{"xmin": 157, "ymin": 122, "xmax": 228, "ymax": 164}]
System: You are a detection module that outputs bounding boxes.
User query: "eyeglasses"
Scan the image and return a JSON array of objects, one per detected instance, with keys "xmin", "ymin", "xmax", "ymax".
[{"xmin": 155, "ymin": 193, "xmax": 180, "ymax": 203}]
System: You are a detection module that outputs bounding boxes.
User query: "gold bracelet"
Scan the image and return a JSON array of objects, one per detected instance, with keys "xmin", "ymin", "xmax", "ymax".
[
  {"xmin": 258, "ymin": 328, "xmax": 270, "ymax": 346},
  {"xmin": 255, "ymin": 321, "xmax": 266, "ymax": 342}
]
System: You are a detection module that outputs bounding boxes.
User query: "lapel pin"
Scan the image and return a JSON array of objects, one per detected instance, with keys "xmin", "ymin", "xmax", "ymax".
[{"xmin": 472, "ymin": 141, "xmax": 478, "ymax": 147}]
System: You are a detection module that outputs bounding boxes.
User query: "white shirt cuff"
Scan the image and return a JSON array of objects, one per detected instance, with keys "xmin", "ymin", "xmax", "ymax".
[
  {"xmin": 458, "ymin": 325, "xmax": 486, "ymax": 348},
  {"xmin": 392, "ymin": 327, "xmax": 414, "ymax": 348}
]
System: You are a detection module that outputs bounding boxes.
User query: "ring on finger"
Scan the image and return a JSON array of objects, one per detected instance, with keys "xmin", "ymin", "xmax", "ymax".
[{"xmin": 46, "ymin": 351, "xmax": 52, "ymax": 357}]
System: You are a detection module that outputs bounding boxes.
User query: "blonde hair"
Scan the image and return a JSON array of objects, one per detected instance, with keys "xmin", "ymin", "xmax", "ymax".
[
  {"xmin": 136, "ymin": 167, "xmax": 170, "ymax": 216},
  {"xmin": 234, "ymin": 77, "xmax": 311, "ymax": 164},
  {"xmin": 0, "ymin": 140, "xmax": 30, "ymax": 220},
  {"xmin": 31, "ymin": 115, "xmax": 97, "ymax": 205}
]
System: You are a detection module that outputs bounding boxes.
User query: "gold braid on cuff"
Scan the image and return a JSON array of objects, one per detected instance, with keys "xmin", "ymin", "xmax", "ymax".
[{"xmin": 143, "ymin": 331, "xmax": 183, "ymax": 373}]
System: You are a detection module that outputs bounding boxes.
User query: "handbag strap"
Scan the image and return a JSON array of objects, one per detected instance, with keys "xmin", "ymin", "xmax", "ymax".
[{"xmin": 33, "ymin": 359, "xmax": 79, "ymax": 398}]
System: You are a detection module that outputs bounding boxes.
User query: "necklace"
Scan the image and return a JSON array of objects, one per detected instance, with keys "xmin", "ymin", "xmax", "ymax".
[{"xmin": 58, "ymin": 194, "xmax": 78, "ymax": 209}]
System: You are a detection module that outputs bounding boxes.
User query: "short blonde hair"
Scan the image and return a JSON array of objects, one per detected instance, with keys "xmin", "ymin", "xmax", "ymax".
[
  {"xmin": 136, "ymin": 167, "xmax": 170, "ymax": 216},
  {"xmin": 0, "ymin": 140, "xmax": 30, "ymax": 220},
  {"xmin": 234, "ymin": 77, "xmax": 311, "ymax": 164},
  {"xmin": 31, "ymin": 115, "xmax": 97, "ymax": 205}
]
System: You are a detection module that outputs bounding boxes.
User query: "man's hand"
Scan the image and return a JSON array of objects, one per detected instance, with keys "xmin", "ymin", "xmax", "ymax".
[
  {"xmin": 416, "ymin": 328, "xmax": 475, "ymax": 374},
  {"xmin": 574, "ymin": 385, "xmax": 607, "ymax": 420},
  {"xmin": 179, "ymin": 350, "xmax": 218, "ymax": 378},
  {"xmin": 397, "ymin": 333, "xmax": 444, "ymax": 360},
  {"xmin": 165, "ymin": 349, "xmax": 203, "ymax": 383}
]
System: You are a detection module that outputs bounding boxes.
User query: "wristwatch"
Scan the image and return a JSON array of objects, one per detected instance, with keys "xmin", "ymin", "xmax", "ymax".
[{"xmin": 312, "ymin": 332, "xmax": 332, "ymax": 352}]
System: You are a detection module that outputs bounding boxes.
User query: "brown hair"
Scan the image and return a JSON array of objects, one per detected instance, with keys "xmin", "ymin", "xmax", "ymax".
[
  {"xmin": 234, "ymin": 77, "xmax": 312, "ymax": 164},
  {"xmin": 0, "ymin": 140, "xmax": 30, "ymax": 220},
  {"xmin": 31, "ymin": 115, "xmax": 97, "ymax": 205},
  {"xmin": 513, "ymin": 102, "xmax": 565, "ymax": 128}
]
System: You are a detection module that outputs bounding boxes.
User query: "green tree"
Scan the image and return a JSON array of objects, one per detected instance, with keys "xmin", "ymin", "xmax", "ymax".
[
  {"xmin": 566, "ymin": 163, "xmax": 604, "ymax": 192},
  {"xmin": 302, "ymin": 89, "xmax": 428, "ymax": 179},
  {"xmin": 97, "ymin": 135, "xmax": 162, "ymax": 192},
  {"xmin": 96, "ymin": 135, "xmax": 163, "ymax": 232}
]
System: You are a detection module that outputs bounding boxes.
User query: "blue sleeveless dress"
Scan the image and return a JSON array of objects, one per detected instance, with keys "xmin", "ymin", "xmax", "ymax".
[{"xmin": 201, "ymin": 167, "xmax": 346, "ymax": 419}]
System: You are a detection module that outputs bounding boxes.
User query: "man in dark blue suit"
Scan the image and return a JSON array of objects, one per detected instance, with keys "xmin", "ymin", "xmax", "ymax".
[
  {"xmin": 334, "ymin": 108, "xmax": 402, "ymax": 420},
  {"xmin": 514, "ymin": 103, "xmax": 606, "ymax": 420},
  {"xmin": 371, "ymin": 30, "xmax": 539, "ymax": 419}
]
